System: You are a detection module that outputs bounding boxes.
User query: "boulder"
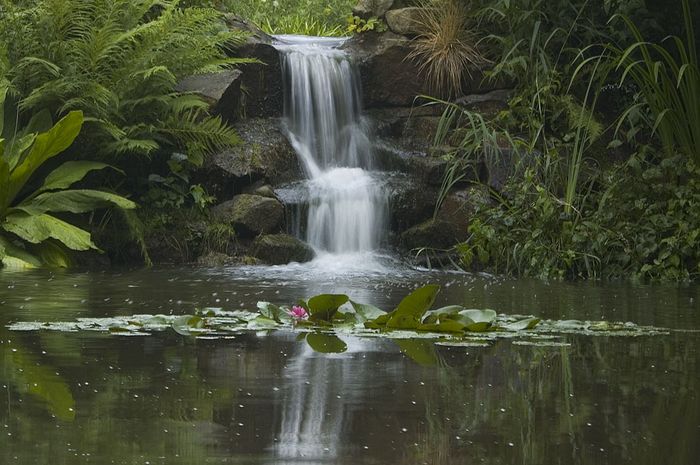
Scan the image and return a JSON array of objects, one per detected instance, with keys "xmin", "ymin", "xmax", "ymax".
[
  {"xmin": 399, "ymin": 186, "xmax": 491, "ymax": 250},
  {"xmin": 200, "ymin": 118, "xmax": 300, "ymax": 198},
  {"xmin": 211, "ymin": 194, "xmax": 284, "ymax": 237},
  {"xmin": 224, "ymin": 15, "xmax": 283, "ymax": 118},
  {"xmin": 353, "ymin": 0, "xmax": 397, "ymax": 18},
  {"xmin": 251, "ymin": 234, "xmax": 316, "ymax": 265},
  {"xmin": 343, "ymin": 32, "xmax": 431, "ymax": 108},
  {"xmin": 400, "ymin": 218, "xmax": 464, "ymax": 250},
  {"xmin": 175, "ymin": 70, "xmax": 242, "ymax": 125},
  {"xmin": 386, "ymin": 174, "xmax": 438, "ymax": 231},
  {"xmin": 385, "ymin": 7, "xmax": 424, "ymax": 35}
]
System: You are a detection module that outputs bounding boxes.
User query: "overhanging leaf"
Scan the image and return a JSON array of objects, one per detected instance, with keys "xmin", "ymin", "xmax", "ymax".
[
  {"xmin": 37, "ymin": 161, "xmax": 124, "ymax": 194},
  {"xmin": 7, "ymin": 111, "xmax": 83, "ymax": 204},
  {"xmin": 3, "ymin": 212, "xmax": 96, "ymax": 251},
  {"xmin": 19, "ymin": 189, "xmax": 136, "ymax": 214}
]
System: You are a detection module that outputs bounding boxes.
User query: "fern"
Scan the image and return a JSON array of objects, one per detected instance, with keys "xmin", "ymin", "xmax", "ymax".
[{"xmin": 3, "ymin": 0, "xmax": 247, "ymax": 164}]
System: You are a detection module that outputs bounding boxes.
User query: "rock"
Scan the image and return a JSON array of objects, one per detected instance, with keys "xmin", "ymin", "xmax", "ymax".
[
  {"xmin": 251, "ymin": 234, "xmax": 315, "ymax": 265},
  {"xmin": 343, "ymin": 32, "xmax": 432, "ymax": 108},
  {"xmin": 400, "ymin": 218, "xmax": 465, "ymax": 250},
  {"xmin": 399, "ymin": 185, "xmax": 492, "ymax": 251},
  {"xmin": 211, "ymin": 194, "xmax": 284, "ymax": 237},
  {"xmin": 200, "ymin": 118, "xmax": 300, "ymax": 198},
  {"xmin": 196, "ymin": 252, "xmax": 235, "ymax": 267},
  {"xmin": 352, "ymin": 0, "xmax": 396, "ymax": 18},
  {"xmin": 224, "ymin": 15, "xmax": 283, "ymax": 118},
  {"xmin": 224, "ymin": 15, "xmax": 274, "ymax": 45},
  {"xmin": 386, "ymin": 174, "xmax": 438, "ymax": 231},
  {"xmin": 252, "ymin": 185, "xmax": 277, "ymax": 199},
  {"xmin": 175, "ymin": 70, "xmax": 242, "ymax": 125},
  {"xmin": 385, "ymin": 7, "xmax": 424, "ymax": 35}
]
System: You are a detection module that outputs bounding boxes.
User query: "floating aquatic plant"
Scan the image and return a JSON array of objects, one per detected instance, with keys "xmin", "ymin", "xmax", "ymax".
[{"xmin": 7, "ymin": 285, "xmax": 670, "ymax": 354}]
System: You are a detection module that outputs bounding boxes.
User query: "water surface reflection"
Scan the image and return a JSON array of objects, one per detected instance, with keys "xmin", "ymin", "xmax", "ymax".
[{"xmin": 0, "ymin": 267, "xmax": 698, "ymax": 464}]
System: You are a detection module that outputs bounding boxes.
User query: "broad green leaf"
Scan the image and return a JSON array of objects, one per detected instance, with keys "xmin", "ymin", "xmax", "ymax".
[
  {"xmin": 395, "ymin": 339, "xmax": 439, "ymax": 366},
  {"xmin": 4, "ymin": 133, "xmax": 36, "ymax": 171},
  {"xmin": 0, "ymin": 235, "xmax": 41, "ymax": 269},
  {"xmin": 19, "ymin": 189, "xmax": 136, "ymax": 214},
  {"xmin": 256, "ymin": 301, "xmax": 285, "ymax": 323},
  {"xmin": 33, "ymin": 240, "xmax": 71, "ymax": 268},
  {"xmin": 457, "ymin": 309, "xmax": 497, "ymax": 332},
  {"xmin": 502, "ymin": 318, "xmax": 541, "ymax": 331},
  {"xmin": 422, "ymin": 305, "xmax": 465, "ymax": 324},
  {"xmin": 171, "ymin": 315, "xmax": 205, "ymax": 336},
  {"xmin": 3, "ymin": 212, "xmax": 96, "ymax": 250},
  {"xmin": 0, "ymin": 157, "xmax": 9, "ymax": 211},
  {"xmin": 350, "ymin": 300, "xmax": 386, "ymax": 321},
  {"xmin": 307, "ymin": 294, "xmax": 349, "ymax": 322},
  {"xmin": 364, "ymin": 310, "xmax": 394, "ymax": 329},
  {"xmin": 386, "ymin": 284, "xmax": 440, "ymax": 329},
  {"xmin": 38, "ymin": 161, "xmax": 123, "ymax": 194},
  {"xmin": 7, "ymin": 110, "xmax": 83, "ymax": 204},
  {"xmin": 306, "ymin": 333, "xmax": 347, "ymax": 353},
  {"xmin": 417, "ymin": 320, "xmax": 467, "ymax": 333}
]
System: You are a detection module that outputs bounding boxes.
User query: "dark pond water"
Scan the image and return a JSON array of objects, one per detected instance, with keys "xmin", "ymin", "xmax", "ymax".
[{"xmin": 0, "ymin": 265, "xmax": 698, "ymax": 464}]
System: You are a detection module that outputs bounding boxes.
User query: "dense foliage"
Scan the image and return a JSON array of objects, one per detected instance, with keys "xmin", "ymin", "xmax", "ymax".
[
  {"xmin": 432, "ymin": 0, "xmax": 700, "ymax": 281},
  {"xmin": 0, "ymin": 0, "xmax": 248, "ymax": 265},
  {"xmin": 0, "ymin": 89, "xmax": 135, "ymax": 268}
]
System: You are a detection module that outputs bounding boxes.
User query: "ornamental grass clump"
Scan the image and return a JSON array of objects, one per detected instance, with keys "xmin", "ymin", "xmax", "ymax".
[{"xmin": 407, "ymin": 0, "xmax": 489, "ymax": 97}]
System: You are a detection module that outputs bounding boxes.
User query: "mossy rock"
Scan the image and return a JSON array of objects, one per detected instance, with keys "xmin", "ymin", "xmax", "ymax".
[
  {"xmin": 211, "ymin": 194, "xmax": 284, "ymax": 237},
  {"xmin": 251, "ymin": 234, "xmax": 315, "ymax": 265}
]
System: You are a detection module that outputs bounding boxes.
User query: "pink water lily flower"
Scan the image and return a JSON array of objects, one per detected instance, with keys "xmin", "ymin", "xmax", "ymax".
[{"xmin": 289, "ymin": 305, "xmax": 309, "ymax": 320}]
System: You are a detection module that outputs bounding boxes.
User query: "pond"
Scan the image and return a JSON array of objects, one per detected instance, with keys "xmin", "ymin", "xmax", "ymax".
[{"xmin": 0, "ymin": 265, "xmax": 698, "ymax": 464}]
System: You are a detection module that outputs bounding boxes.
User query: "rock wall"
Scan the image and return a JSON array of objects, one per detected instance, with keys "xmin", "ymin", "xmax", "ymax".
[{"xmin": 175, "ymin": 12, "xmax": 513, "ymax": 266}]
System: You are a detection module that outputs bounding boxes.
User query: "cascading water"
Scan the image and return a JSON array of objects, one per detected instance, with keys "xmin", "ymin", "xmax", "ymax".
[{"xmin": 276, "ymin": 36, "xmax": 388, "ymax": 265}]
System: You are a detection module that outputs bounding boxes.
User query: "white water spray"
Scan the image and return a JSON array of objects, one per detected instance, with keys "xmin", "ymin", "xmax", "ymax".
[{"xmin": 276, "ymin": 36, "xmax": 388, "ymax": 261}]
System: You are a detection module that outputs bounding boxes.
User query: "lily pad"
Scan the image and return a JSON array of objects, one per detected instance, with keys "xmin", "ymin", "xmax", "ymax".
[
  {"xmin": 307, "ymin": 294, "xmax": 349, "ymax": 322},
  {"xmin": 386, "ymin": 285, "xmax": 440, "ymax": 330}
]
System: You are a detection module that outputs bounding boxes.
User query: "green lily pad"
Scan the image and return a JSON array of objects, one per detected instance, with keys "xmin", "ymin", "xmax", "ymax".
[
  {"xmin": 307, "ymin": 294, "xmax": 349, "ymax": 322},
  {"xmin": 502, "ymin": 317, "xmax": 541, "ymax": 331},
  {"xmin": 386, "ymin": 285, "xmax": 440, "ymax": 330},
  {"xmin": 350, "ymin": 300, "xmax": 386, "ymax": 321}
]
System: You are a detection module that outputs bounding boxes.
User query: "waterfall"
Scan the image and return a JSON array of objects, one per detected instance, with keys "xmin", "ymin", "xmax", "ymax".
[{"xmin": 276, "ymin": 36, "xmax": 388, "ymax": 260}]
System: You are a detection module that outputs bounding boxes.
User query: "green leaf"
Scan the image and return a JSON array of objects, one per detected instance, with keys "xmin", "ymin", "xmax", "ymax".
[
  {"xmin": 350, "ymin": 300, "xmax": 386, "ymax": 321},
  {"xmin": 3, "ymin": 212, "xmax": 96, "ymax": 251},
  {"xmin": 38, "ymin": 161, "xmax": 123, "ymax": 193},
  {"xmin": 417, "ymin": 320, "xmax": 467, "ymax": 333},
  {"xmin": 386, "ymin": 285, "xmax": 440, "ymax": 329},
  {"xmin": 422, "ymin": 305, "xmax": 465, "ymax": 324},
  {"xmin": 457, "ymin": 309, "xmax": 497, "ymax": 332},
  {"xmin": 171, "ymin": 315, "xmax": 205, "ymax": 336},
  {"xmin": 307, "ymin": 294, "xmax": 349, "ymax": 322},
  {"xmin": 0, "ymin": 157, "xmax": 9, "ymax": 211},
  {"xmin": 256, "ymin": 301, "xmax": 285, "ymax": 323},
  {"xmin": 19, "ymin": 189, "xmax": 136, "ymax": 214},
  {"xmin": 502, "ymin": 317, "xmax": 541, "ymax": 331},
  {"xmin": 32, "ymin": 240, "xmax": 71, "ymax": 268},
  {"xmin": 306, "ymin": 333, "xmax": 348, "ymax": 353},
  {"xmin": 0, "ymin": 235, "xmax": 41, "ymax": 269},
  {"xmin": 7, "ymin": 111, "xmax": 83, "ymax": 205}
]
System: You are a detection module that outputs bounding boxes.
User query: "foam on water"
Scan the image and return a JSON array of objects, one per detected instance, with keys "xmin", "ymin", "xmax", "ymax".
[{"xmin": 276, "ymin": 35, "xmax": 390, "ymax": 273}]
